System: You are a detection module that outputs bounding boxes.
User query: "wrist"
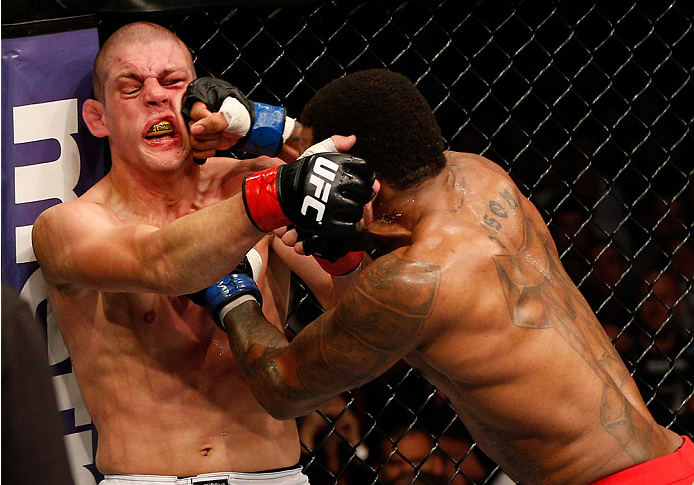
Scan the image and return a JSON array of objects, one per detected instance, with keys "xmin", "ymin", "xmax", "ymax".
[
  {"xmin": 235, "ymin": 102, "xmax": 286, "ymax": 157},
  {"xmin": 203, "ymin": 273, "xmax": 263, "ymax": 330},
  {"xmin": 242, "ymin": 168, "xmax": 291, "ymax": 232},
  {"xmin": 217, "ymin": 294, "xmax": 261, "ymax": 328},
  {"xmin": 220, "ymin": 96, "xmax": 252, "ymax": 135}
]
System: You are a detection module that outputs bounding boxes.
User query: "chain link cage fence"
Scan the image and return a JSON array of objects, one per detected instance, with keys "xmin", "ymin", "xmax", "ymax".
[{"xmin": 5, "ymin": 0, "xmax": 693, "ymax": 483}]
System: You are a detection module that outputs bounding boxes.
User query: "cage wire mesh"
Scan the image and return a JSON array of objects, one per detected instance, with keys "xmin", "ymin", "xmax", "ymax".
[{"xmin": 95, "ymin": 0, "xmax": 694, "ymax": 483}]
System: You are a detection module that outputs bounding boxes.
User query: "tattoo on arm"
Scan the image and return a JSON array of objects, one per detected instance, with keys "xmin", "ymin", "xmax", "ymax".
[
  {"xmin": 295, "ymin": 254, "xmax": 440, "ymax": 396},
  {"xmin": 224, "ymin": 255, "xmax": 441, "ymax": 409}
]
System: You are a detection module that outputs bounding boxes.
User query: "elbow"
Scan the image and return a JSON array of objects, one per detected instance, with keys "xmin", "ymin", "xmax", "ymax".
[{"xmin": 252, "ymin": 366, "xmax": 314, "ymax": 420}]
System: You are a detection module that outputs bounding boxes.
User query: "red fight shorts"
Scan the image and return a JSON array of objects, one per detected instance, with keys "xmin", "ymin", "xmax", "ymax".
[{"xmin": 591, "ymin": 435, "xmax": 694, "ymax": 485}]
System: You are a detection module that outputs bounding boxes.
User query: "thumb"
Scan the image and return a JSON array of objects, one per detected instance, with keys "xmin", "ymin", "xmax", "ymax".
[
  {"xmin": 331, "ymin": 134, "xmax": 357, "ymax": 152},
  {"xmin": 190, "ymin": 111, "xmax": 228, "ymax": 136}
]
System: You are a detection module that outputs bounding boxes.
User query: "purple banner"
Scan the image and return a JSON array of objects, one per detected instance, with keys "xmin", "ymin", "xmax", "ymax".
[
  {"xmin": 1, "ymin": 27, "xmax": 104, "ymax": 485},
  {"xmin": 1, "ymin": 27, "xmax": 104, "ymax": 291}
]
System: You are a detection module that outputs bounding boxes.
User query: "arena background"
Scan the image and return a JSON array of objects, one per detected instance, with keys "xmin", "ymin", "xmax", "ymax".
[{"xmin": 2, "ymin": 0, "xmax": 692, "ymax": 484}]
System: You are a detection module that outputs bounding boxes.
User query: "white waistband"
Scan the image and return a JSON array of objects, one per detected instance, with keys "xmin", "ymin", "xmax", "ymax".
[{"xmin": 101, "ymin": 467, "xmax": 308, "ymax": 485}]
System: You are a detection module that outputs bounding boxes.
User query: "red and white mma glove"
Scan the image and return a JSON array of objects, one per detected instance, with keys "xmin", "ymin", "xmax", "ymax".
[
  {"xmin": 242, "ymin": 152, "xmax": 376, "ymax": 242},
  {"xmin": 181, "ymin": 77, "xmax": 295, "ymax": 159}
]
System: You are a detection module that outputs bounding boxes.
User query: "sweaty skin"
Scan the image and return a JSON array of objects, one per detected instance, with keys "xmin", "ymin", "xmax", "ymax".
[
  {"xmin": 31, "ymin": 28, "xmax": 349, "ymax": 477},
  {"xmin": 223, "ymin": 150, "xmax": 683, "ymax": 484}
]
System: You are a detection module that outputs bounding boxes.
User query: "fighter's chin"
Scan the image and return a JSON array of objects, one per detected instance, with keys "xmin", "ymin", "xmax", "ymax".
[{"xmin": 142, "ymin": 143, "xmax": 190, "ymax": 170}]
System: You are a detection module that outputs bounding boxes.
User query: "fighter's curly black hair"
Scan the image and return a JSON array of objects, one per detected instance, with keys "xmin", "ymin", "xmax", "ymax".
[{"xmin": 300, "ymin": 69, "xmax": 447, "ymax": 191}]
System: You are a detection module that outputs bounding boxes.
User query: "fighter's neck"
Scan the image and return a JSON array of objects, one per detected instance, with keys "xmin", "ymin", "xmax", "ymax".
[
  {"xmin": 366, "ymin": 168, "xmax": 456, "ymax": 250},
  {"xmin": 374, "ymin": 168, "xmax": 455, "ymax": 227},
  {"xmin": 105, "ymin": 159, "xmax": 200, "ymax": 221}
]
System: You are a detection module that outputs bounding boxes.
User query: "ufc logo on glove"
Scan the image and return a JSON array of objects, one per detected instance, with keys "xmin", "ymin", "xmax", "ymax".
[
  {"xmin": 302, "ymin": 157, "xmax": 340, "ymax": 223},
  {"xmin": 241, "ymin": 151, "xmax": 375, "ymax": 238}
]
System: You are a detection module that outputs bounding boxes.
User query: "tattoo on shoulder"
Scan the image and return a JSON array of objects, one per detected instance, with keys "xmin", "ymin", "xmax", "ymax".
[
  {"xmin": 356, "ymin": 254, "xmax": 440, "ymax": 315},
  {"xmin": 334, "ymin": 254, "xmax": 440, "ymax": 352},
  {"xmin": 482, "ymin": 187, "xmax": 520, "ymax": 238}
]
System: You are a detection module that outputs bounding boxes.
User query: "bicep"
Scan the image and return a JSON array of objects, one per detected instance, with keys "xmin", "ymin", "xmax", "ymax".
[{"xmin": 288, "ymin": 253, "xmax": 441, "ymax": 395}]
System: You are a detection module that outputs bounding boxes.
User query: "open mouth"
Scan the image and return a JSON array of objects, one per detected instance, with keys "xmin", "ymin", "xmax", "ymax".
[{"xmin": 145, "ymin": 120, "xmax": 175, "ymax": 139}]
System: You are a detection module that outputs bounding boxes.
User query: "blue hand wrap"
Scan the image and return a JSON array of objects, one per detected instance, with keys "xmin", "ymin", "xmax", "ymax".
[
  {"xmin": 235, "ymin": 102, "xmax": 286, "ymax": 157},
  {"xmin": 203, "ymin": 273, "xmax": 263, "ymax": 330}
]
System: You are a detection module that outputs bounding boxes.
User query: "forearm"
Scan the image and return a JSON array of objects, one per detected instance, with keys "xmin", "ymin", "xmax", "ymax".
[
  {"xmin": 303, "ymin": 269, "xmax": 359, "ymax": 311},
  {"xmin": 271, "ymin": 236, "xmax": 355, "ymax": 311},
  {"xmin": 223, "ymin": 300, "xmax": 336, "ymax": 419},
  {"xmin": 140, "ymin": 194, "xmax": 265, "ymax": 295},
  {"xmin": 32, "ymin": 196, "xmax": 264, "ymax": 295}
]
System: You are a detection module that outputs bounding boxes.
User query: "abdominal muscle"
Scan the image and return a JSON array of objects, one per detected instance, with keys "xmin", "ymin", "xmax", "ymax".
[{"xmin": 52, "ymin": 281, "xmax": 300, "ymax": 477}]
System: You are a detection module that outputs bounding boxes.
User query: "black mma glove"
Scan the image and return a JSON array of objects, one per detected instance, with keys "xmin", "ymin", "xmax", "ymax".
[
  {"xmin": 182, "ymin": 77, "xmax": 292, "ymax": 158},
  {"xmin": 243, "ymin": 152, "xmax": 376, "ymax": 237}
]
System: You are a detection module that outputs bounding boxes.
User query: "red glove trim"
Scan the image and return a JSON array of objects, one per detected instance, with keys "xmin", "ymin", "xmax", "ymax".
[
  {"xmin": 314, "ymin": 251, "xmax": 364, "ymax": 276},
  {"xmin": 242, "ymin": 168, "xmax": 291, "ymax": 232}
]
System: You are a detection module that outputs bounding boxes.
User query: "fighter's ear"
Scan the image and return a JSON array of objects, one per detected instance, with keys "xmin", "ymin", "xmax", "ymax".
[{"xmin": 82, "ymin": 99, "xmax": 109, "ymax": 138}]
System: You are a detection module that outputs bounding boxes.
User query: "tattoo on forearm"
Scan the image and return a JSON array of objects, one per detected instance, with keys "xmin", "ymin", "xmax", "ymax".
[
  {"xmin": 226, "ymin": 302, "xmax": 288, "ymax": 382},
  {"xmin": 227, "ymin": 256, "xmax": 441, "ymax": 405}
]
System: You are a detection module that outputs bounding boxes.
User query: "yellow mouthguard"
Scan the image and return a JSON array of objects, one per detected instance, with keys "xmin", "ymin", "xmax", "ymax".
[{"xmin": 146, "ymin": 121, "xmax": 174, "ymax": 137}]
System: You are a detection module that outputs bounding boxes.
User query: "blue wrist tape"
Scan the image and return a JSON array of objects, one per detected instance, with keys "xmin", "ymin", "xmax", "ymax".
[
  {"xmin": 203, "ymin": 273, "xmax": 263, "ymax": 330},
  {"xmin": 235, "ymin": 102, "xmax": 286, "ymax": 157}
]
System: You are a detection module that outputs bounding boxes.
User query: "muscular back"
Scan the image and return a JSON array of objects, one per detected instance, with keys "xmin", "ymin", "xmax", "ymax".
[{"xmin": 295, "ymin": 152, "xmax": 681, "ymax": 484}]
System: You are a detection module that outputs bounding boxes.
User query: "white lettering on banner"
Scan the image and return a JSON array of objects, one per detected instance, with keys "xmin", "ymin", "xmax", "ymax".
[
  {"xmin": 13, "ymin": 98, "xmax": 80, "ymax": 205},
  {"xmin": 47, "ymin": 300, "xmax": 71, "ymax": 365},
  {"xmin": 301, "ymin": 157, "xmax": 340, "ymax": 223},
  {"xmin": 19, "ymin": 267, "xmax": 49, "ymax": 316},
  {"xmin": 64, "ymin": 431, "xmax": 97, "ymax": 485},
  {"xmin": 14, "ymin": 98, "xmax": 94, "ymax": 484},
  {"xmin": 15, "ymin": 225, "xmax": 35, "ymax": 264}
]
